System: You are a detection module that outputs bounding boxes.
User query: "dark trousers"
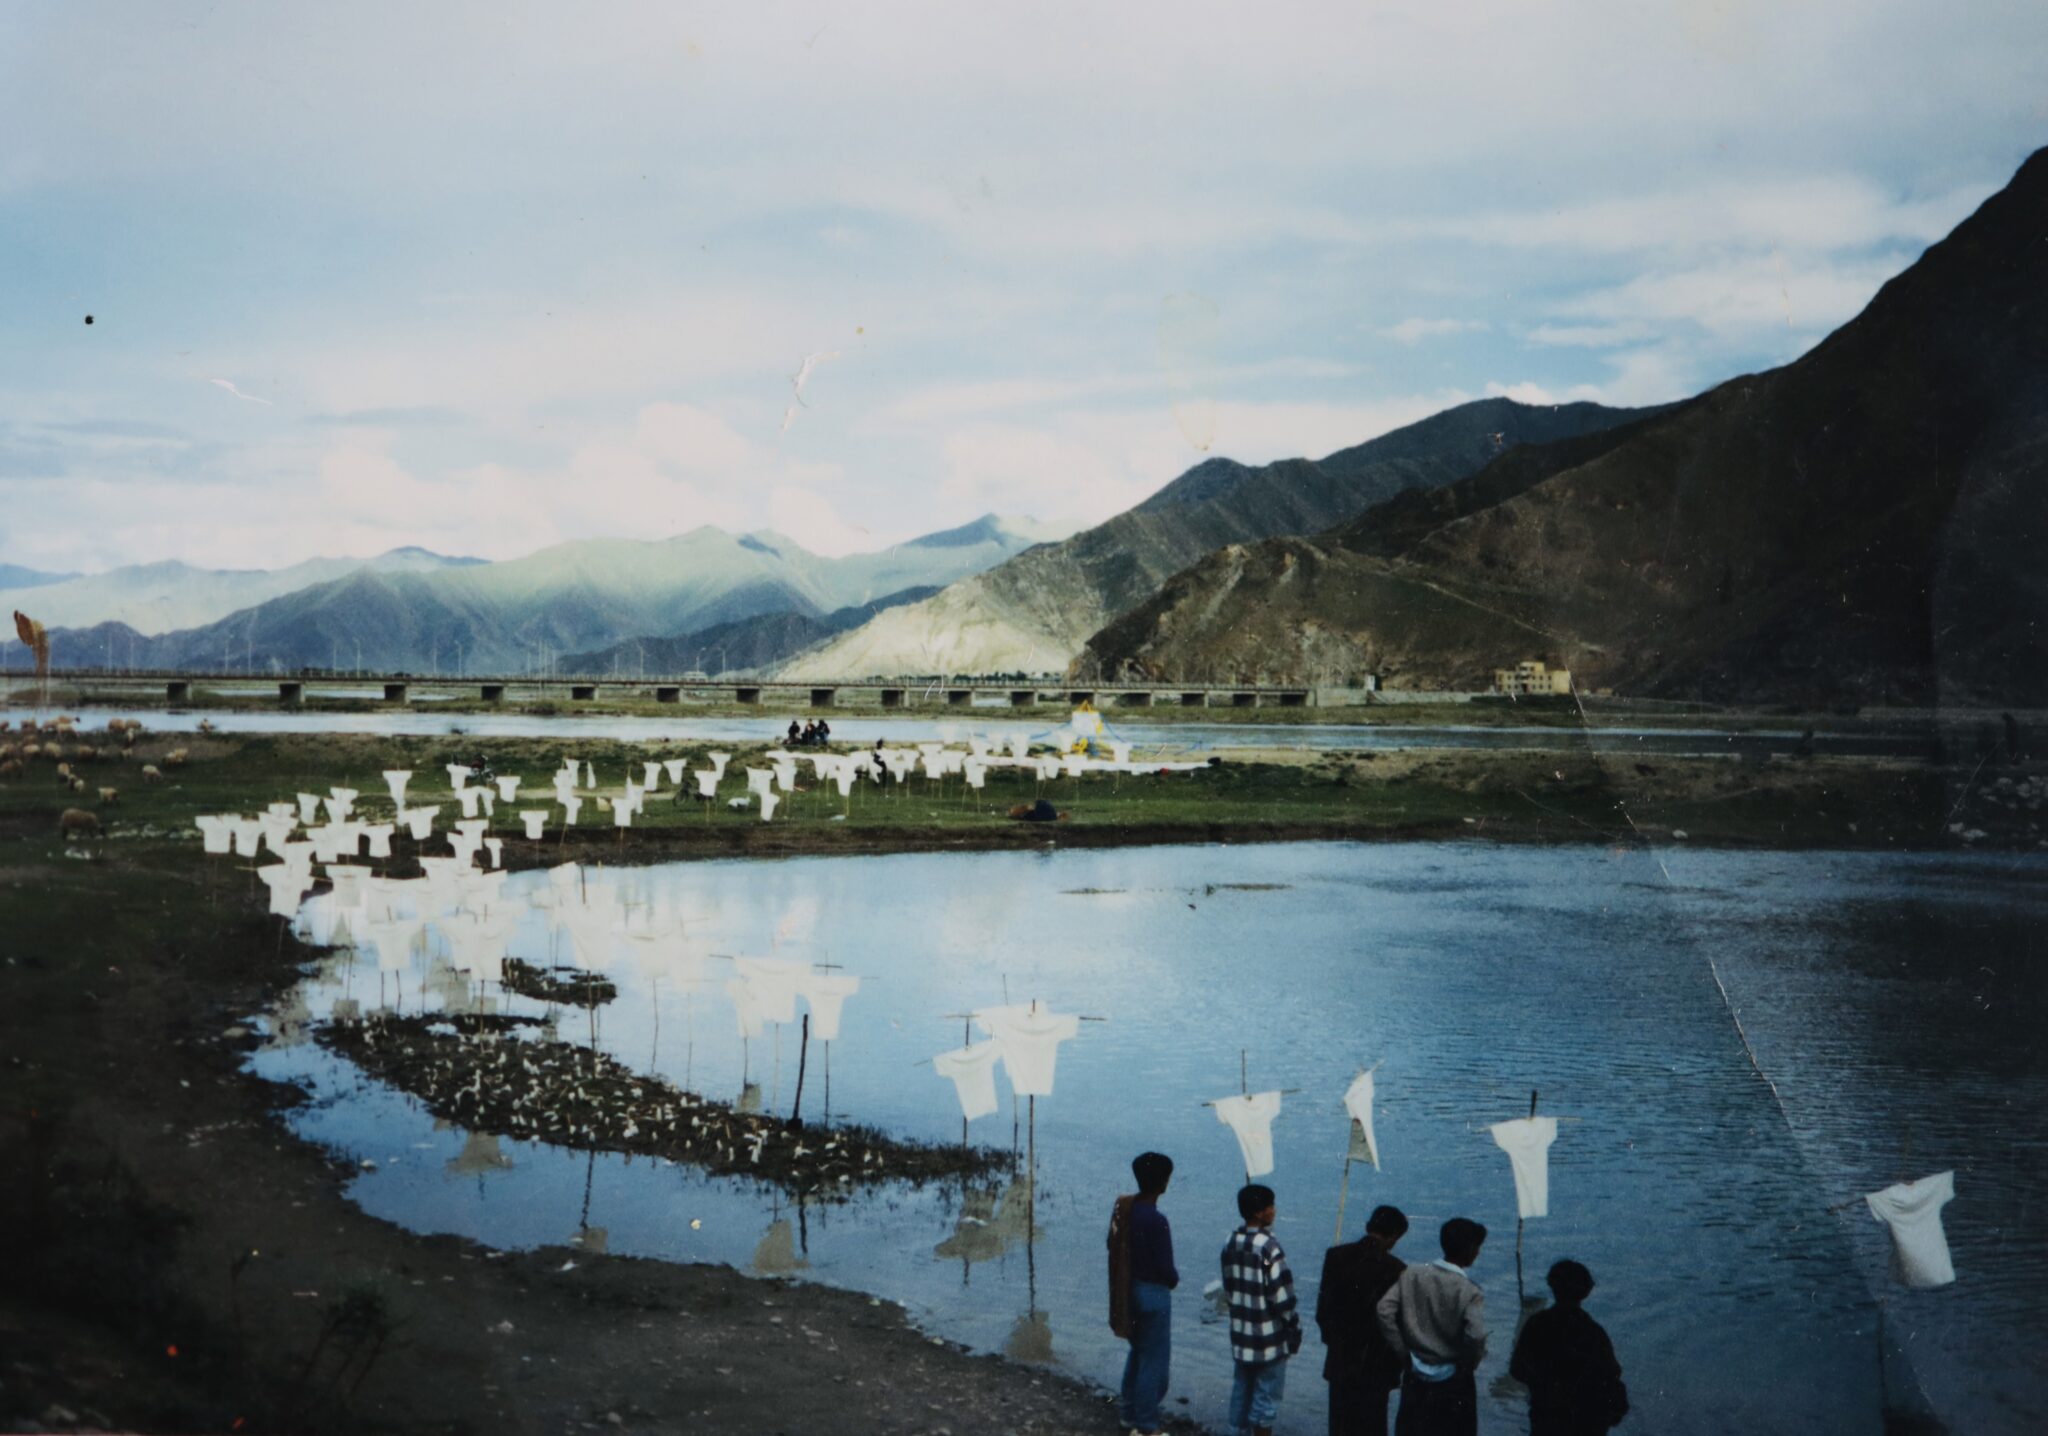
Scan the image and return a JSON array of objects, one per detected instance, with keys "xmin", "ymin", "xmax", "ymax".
[
  {"xmin": 1328, "ymin": 1373, "xmax": 1393, "ymax": 1436},
  {"xmin": 1393, "ymin": 1369, "xmax": 1475, "ymax": 1436},
  {"xmin": 1119, "ymin": 1280, "xmax": 1172, "ymax": 1431}
]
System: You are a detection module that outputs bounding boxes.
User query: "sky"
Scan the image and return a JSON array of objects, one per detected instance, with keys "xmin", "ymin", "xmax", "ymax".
[{"xmin": 2, "ymin": 1, "xmax": 2044, "ymax": 574}]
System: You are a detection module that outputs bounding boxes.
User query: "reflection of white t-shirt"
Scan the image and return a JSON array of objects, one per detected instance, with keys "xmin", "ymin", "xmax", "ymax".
[
  {"xmin": 1344, "ymin": 1071, "xmax": 1380, "ymax": 1168},
  {"xmin": 800, "ymin": 973, "xmax": 861, "ymax": 1041},
  {"xmin": 1866, "ymin": 1171, "xmax": 1957, "ymax": 1288},
  {"xmin": 724, "ymin": 978, "xmax": 766, "ymax": 1040},
  {"xmin": 734, "ymin": 958, "xmax": 806, "ymax": 1024},
  {"xmin": 933, "ymin": 1041, "xmax": 1004, "ymax": 1120},
  {"xmin": 1213, "ymin": 1090, "xmax": 1283, "ymax": 1177},
  {"xmin": 1489, "ymin": 1117, "xmax": 1558, "ymax": 1219},
  {"xmin": 973, "ymin": 1006, "xmax": 1081, "ymax": 1096}
]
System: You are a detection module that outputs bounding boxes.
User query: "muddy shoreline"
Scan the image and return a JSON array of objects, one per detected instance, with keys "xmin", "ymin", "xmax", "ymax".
[{"xmin": 0, "ymin": 852, "xmax": 1196, "ymax": 1436}]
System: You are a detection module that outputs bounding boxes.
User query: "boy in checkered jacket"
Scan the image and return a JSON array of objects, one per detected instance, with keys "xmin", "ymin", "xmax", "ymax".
[{"xmin": 1220, "ymin": 1183, "xmax": 1301, "ymax": 1436}]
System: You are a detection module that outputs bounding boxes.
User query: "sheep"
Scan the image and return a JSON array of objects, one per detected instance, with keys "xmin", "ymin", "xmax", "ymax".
[
  {"xmin": 19, "ymin": 743, "xmax": 40, "ymax": 760},
  {"xmin": 54, "ymin": 761, "xmax": 73, "ymax": 786},
  {"xmin": 72, "ymin": 744, "xmax": 96, "ymax": 761},
  {"xmin": 0, "ymin": 760, "xmax": 20, "ymax": 781},
  {"xmin": 141, "ymin": 764, "xmax": 164, "ymax": 784},
  {"xmin": 164, "ymin": 748, "xmax": 189, "ymax": 768},
  {"xmin": 98, "ymin": 786, "xmax": 119, "ymax": 805},
  {"xmin": 58, "ymin": 808, "xmax": 101, "ymax": 841},
  {"xmin": 68, "ymin": 776, "xmax": 86, "ymax": 794}
]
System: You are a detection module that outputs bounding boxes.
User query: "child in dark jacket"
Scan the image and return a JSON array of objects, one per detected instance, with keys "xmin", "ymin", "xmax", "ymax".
[{"xmin": 1508, "ymin": 1261, "xmax": 1628, "ymax": 1435}]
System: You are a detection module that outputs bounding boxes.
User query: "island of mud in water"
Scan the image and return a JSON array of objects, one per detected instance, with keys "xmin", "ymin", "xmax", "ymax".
[{"xmin": 319, "ymin": 1010, "xmax": 1011, "ymax": 1194}]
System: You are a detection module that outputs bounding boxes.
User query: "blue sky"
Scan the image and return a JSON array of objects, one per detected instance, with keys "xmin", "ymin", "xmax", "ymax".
[{"xmin": 2, "ymin": 1, "xmax": 2043, "ymax": 572}]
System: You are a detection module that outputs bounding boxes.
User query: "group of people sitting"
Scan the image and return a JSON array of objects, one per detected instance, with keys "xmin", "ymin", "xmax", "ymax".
[
  {"xmin": 783, "ymin": 718, "xmax": 833, "ymax": 748},
  {"xmin": 1107, "ymin": 1153, "xmax": 1627, "ymax": 1436}
]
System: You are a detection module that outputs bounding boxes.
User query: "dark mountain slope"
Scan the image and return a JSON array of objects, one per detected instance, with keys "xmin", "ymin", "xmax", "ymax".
[{"xmin": 1083, "ymin": 149, "xmax": 2048, "ymax": 706}]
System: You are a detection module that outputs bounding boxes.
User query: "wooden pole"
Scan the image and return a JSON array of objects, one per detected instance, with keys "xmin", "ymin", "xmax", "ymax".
[
  {"xmin": 790, "ymin": 1013, "xmax": 809, "ymax": 1127},
  {"xmin": 1517, "ymin": 1088, "xmax": 1538, "ymax": 1302},
  {"xmin": 1334, "ymin": 1159, "xmax": 1353, "ymax": 1242}
]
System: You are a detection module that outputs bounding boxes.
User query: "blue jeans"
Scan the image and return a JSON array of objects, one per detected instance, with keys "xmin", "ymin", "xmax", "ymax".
[
  {"xmin": 1228, "ymin": 1355, "xmax": 1288, "ymax": 1434},
  {"xmin": 1120, "ymin": 1279, "xmax": 1172, "ymax": 1430}
]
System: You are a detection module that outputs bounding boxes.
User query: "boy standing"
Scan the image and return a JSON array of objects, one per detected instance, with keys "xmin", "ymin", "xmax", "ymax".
[
  {"xmin": 1375, "ymin": 1217, "xmax": 1488, "ymax": 1436},
  {"xmin": 1220, "ymin": 1183, "xmax": 1302, "ymax": 1436},
  {"xmin": 1508, "ymin": 1260, "xmax": 1628, "ymax": 1435},
  {"xmin": 1317, "ymin": 1205, "xmax": 1410, "ymax": 1435},
  {"xmin": 1108, "ymin": 1152, "xmax": 1179, "ymax": 1436}
]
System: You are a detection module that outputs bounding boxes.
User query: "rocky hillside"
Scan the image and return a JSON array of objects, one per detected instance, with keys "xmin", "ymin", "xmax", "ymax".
[
  {"xmin": 784, "ymin": 397, "xmax": 1656, "ymax": 677},
  {"xmin": 1081, "ymin": 148, "xmax": 2048, "ymax": 707}
]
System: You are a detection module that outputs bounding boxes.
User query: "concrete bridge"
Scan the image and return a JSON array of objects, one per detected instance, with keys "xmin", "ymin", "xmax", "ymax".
[{"xmin": 21, "ymin": 669, "xmax": 1340, "ymax": 710}]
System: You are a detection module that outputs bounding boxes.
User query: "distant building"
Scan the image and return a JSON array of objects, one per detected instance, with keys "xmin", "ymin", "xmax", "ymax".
[{"xmin": 1492, "ymin": 659, "xmax": 1572, "ymax": 696}]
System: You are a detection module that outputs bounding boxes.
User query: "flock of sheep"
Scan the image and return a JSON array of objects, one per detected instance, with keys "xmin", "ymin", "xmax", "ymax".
[{"xmin": 0, "ymin": 715, "xmax": 187, "ymax": 838}]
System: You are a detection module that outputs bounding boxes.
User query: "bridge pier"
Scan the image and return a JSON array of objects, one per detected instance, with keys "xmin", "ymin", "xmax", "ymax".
[
  {"xmin": 384, "ymin": 682, "xmax": 408, "ymax": 703},
  {"xmin": 736, "ymin": 686, "xmax": 761, "ymax": 705},
  {"xmin": 655, "ymin": 686, "xmax": 680, "ymax": 704},
  {"xmin": 480, "ymin": 683, "xmax": 506, "ymax": 702},
  {"xmin": 1180, "ymin": 691, "xmax": 1207, "ymax": 707},
  {"xmin": 1277, "ymin": 690, "xmax": 1309, "ymax": 708},
  {"xmin": 1009, "ymin": 690, "xmax": 1036, "ymax": 707},
  {"xmin": 1231, "ymin": 691, "xmax": 1259, "ymax": 708},
  {"xmin": 570, "ymin": 684, "xmax": 597, "ymax": 701},
  {"xmin": 880, "ymin": 688, "xmax": 905, "ymax": 708},
  {"xmin": 946, "ymin": 689, "xmax": 971, "ymax": 706},
  {"xmin": 1116, "ymin": 691, "xmax": 1153, "ymax": 707},
  {"xmin": 165, "ymin": 680, "xmax": 190, "ymax": 702},
  {"xmin": 1067, "ymin": 690, "xmax": 1095, "ymax": 707},
  {"xmin": 810, "ymin": 687, "xmax": 836, "ymax": 708},
  {"xmin": 278, "ymin": 681, "xmax": 304, "ymax": 706}
]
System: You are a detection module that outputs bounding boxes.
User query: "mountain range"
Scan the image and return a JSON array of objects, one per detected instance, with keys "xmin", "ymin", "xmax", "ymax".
[
  {"xmin": 1079, "ymin": 146, "xmax": 2048, "ymax": 706},
  {"xmin": 777, "ymin": 397, "xmax": 1660, "ymax": 678},
  {"xmin": 28, "ymin": 515, "xmax": 1067, "ymax": 674},
  {"xmin": 0, "ymin": 548, "xmax": 482, "ymax": 636}
]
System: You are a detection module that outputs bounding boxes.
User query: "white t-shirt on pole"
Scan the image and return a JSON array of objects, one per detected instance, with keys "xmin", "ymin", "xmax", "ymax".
[
  {"xmin": 973, "ymin": 1006, "xmax": 1081, "ymax": 1097},
  {"xmin": 1344, "ymin": 1071, "xmax": 1381, "ymax": 1168},
  {"xmin": 1214, "ymin": 1091, "xmax": 1284, "ymax": 1177},
  {"xmin": 1489, "ymin": 1116, "xmax": 1559, "ymax": 1219},
  {"xmin": 933, "ymin": 1040, "xmax": 1004, "ymax": 1120},
  {"xmin": 1865, "ymin": 1171, "xmax": 1957, "ymax": 1288}
]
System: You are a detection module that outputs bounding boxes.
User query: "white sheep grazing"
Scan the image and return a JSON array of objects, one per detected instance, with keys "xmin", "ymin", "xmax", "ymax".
[
  {"xmin": 98, "ymin": 786, "xmax": 120, "ymax": 805},
  {"xmin": 164, "ymin": 748, "xmax": 189, "ymax": 768},
  {"xmin": 141, "ymin": 764, "xmax": 164, "ymax": 784}
]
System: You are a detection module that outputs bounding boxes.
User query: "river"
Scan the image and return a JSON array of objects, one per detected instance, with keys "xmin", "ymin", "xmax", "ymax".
[
  {"xmin": 18, "ymin": 701, "xmax": 1935, "ymax": 758},
  {"xmin": 248, "ymin": 840, "xmax": 2046, "ymax": 1433}
]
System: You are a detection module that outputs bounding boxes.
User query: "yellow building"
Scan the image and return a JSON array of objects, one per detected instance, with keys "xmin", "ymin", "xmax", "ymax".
[{"xmin": 1492, "ymin": 660, "xmax": 1572, "ymax": 696}]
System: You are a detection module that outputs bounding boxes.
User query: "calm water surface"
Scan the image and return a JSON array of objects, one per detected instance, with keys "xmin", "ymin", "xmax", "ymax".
[{"xmin": 251, "ymin": 842, "xmax": 2046, "ymax": 1434}]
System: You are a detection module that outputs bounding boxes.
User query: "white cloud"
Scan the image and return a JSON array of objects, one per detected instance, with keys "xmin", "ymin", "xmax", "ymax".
[
  {"xmin": 1382, "ymin": 318, "xmax": 1489, "ymax": 344},
  {"xmin": 1554, "ymin": 253, "xmax": 1911, "ymax": 337},
  {"xmin": 1523, "ymin": 322, "xmax": 1658, "ymax": 349}
]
